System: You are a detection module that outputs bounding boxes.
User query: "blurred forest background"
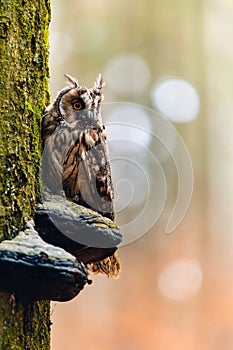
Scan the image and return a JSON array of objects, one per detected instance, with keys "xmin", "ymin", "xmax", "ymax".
[{"xmin": 49, "ymin": 0, "xmax": 233, "ymax": 349}]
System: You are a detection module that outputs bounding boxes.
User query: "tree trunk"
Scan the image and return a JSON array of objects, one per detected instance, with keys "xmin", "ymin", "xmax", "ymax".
[{"xmin": 0, "ymin": 0, "xmax": 51, "ymax": 348}]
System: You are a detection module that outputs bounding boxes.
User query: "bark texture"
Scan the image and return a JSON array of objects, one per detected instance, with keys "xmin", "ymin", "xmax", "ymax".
[{"xmin": 0, "ymin": 0, "xmax": 51, "ymax": 348}]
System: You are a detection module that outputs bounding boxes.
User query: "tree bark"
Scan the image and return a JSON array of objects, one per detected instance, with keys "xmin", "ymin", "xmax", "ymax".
[{"xmin": 0, "ymin": 0, "xmax": 51, "ymax": 348}]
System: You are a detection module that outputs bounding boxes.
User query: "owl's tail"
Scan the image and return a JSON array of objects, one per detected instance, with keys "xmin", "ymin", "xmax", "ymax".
[{"xmin": 87, "ymin": 252, "xmax": 120, "ymax": 278}]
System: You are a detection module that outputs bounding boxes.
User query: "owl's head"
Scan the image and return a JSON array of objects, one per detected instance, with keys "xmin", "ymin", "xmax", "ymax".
[{"xmin": 44, "ymin": 74, "xmax": 105, "ymax": 131}]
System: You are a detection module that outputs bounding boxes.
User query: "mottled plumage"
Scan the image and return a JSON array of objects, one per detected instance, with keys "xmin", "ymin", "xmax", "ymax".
[{"xmin": 41, "ymin": 74, "xmax": 120, "ymax": 278}]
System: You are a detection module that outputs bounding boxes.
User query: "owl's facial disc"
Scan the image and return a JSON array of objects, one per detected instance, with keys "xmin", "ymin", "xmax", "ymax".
[{"xmin": 57, "ymin": 77, "xmax": 104, "ymax": 130}]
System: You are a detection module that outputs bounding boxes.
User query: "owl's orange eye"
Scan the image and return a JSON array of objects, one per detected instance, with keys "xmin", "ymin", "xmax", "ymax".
[{"xmin": 73, "ymin": 100, "xmax": 84, "ymax": 110}]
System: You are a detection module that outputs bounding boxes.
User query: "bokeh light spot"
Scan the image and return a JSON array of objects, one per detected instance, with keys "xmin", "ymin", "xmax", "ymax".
[
  {"xmin": 104, "ymin": 54, "xmax": 150, "ymax": 96},
  {"xmin": 151, "ymin": 78, "xmax": 200, "ymax": 122},
  {"xmin": 158, "ymin": 260, "xmax": 203, "ymax": 301}
]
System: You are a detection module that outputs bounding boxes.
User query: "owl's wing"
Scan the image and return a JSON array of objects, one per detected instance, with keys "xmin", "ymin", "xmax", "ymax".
[
  {"xmin": 42, "ymin": 129, "xmax": 64, "ymax": 195},
  {"xmin": 78, "ymin": 140, "xmax": 115, "ymax": 221},
  {"xmin": 62, "ymin": 129, "xmax": 114, "ymax": 221},
  {"xmin": 61, "ymin": 128, "xmax": 83, "ymax": 199},
  {"xmin": 42, "ymin": 124, "xmax": 81, "ymax": 196}
]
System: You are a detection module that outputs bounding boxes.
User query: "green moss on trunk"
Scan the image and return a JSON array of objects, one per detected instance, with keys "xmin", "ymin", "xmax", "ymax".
[
  {"xmin": 0, "ymin": 293, "xmax": 51, "ymax": 350},
  {"xmin": 0, "ymin": 0, "xmax": 51, "ymax": 348},
  {"xmin": 0, "ymin": 0, "xmax": 50, "ymax": 238}
]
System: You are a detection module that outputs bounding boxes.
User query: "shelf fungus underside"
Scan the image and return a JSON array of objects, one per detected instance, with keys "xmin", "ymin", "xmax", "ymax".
[
  {"xmin": 34, "ymin": 194, "xmax": 122, "ymax": 264},
  {"xmin": 0, "ymin": 221, "xmax": 91, "ymax": 303}
]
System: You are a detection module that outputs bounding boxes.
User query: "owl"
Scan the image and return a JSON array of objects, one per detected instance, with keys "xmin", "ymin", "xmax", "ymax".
[{"xmin": 41, "ymin": 74, "xmax": 120, "ymax": 278}]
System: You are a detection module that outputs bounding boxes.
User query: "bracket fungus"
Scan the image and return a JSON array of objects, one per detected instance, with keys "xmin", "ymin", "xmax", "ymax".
[
  {"xmin": 35, "ymin": 194, "xmax": 122, "ymax": 264},
  {"xmin": 0, "ymin": 195, "xmax": 122, "ymax": 302},
  {"xmin": 0, "ymin": 221, "xmax": 91, "ymax": 303}
]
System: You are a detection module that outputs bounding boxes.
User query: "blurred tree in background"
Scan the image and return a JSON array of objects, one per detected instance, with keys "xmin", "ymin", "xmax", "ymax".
[{"xmin": 48, "ymin": 0, "xmax": 233, "ymax": 349}]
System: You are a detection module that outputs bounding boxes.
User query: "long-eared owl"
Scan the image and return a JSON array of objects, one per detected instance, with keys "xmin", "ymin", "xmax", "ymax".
[{"xmin": 41, "ymin": 74, "xmax": 120, "ymax": 278}]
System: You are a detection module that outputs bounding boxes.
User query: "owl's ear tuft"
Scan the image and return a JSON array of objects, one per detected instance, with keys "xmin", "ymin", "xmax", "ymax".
[
  {"xmin": 94, "ymin": 73, "xmax": 105, "ymax": 90},
  {"xmin": 64, "ymin": 74, "xmax": 79, "ymax": 88}
]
